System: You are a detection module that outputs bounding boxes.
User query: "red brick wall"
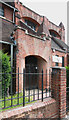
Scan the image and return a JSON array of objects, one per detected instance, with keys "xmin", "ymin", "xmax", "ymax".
[
  {"xmin": 15, "ymin": 2, "xmax": 43, "ymax": 25},
  {"xmin": 15, "ymin": 27, "xmax": 67, "ymax": 91},
  {"xmin": 15, "ymin": 2, "xmax": 65, "ymax": 43},
  {"xmin": 0, "ymin": 98, "xmax": 59, "ymax": 119},
  {"xmin": 3, "ymin": 5, "xmax": 13, "ymax": 21},
  {"xmin": 37, "ymin": 57, "xmax": 47, "ymax": 89},
  {"xmin": 16, "ymin": 28, "xmax": 51, "ymax": 91},
  {"xmin": 51, "ymin": 67, "xmax": 66, "ymax": 118},
  {"xmin": 15, "ymin": 1, "xmax": 66, "ymax": 92},
  {"xmin": 0, "ymin": 67, "xmax": 66, "ymax": 119},
  {"xmin": 61, "ymin": 28, "xmax": 65, "ymax": 43}
]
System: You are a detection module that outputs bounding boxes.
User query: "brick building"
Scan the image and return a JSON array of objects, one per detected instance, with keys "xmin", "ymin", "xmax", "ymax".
[{"xmin": 0, "ymin": 0, "xmax": 69, "ymax": 91}]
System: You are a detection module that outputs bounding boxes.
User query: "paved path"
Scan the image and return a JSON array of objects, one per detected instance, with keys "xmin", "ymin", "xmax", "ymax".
[
  {"xmin": 67, "ymin": 112, "xmax": 69, "ymax": 120},
  {"xmin": 25, "ymin": 89, "xmax": 51, "ymax": 100},
  {"xmin": 67, "ymin": 115, "xmax": 69, "ymax": 119}
]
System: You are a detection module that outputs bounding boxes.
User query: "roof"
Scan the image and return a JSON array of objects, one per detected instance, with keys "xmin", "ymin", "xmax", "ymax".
[
  {"xmin": 1, "ymin": 19, "xmax": 15, "ymax": 43},
  {"xmin": 51, "ymin": 37, "xmax": 69, "ymax": 53},
  {"xmin": 1, "ymin": 0, "xmax": 18, "ymax": 11},
  {"xmin": 2, "ymin": 0, "xmax": 15, "ymax": 7},
  {"xmin": 51, "ymin": 39, "xmax": 66, "ymax": 52}
]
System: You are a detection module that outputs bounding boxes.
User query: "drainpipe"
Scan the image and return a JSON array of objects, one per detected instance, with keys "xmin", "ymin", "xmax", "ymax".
[
  {"xmin": 11, "ymin": 44, "xmax": 13, "ymax": 68},
  {"xmin": 12, "ymin": 8, "xmax": 15, "ymax": 67},
  {"xmin": 13, "ymin": 8, "xmax": 15, "ymax": 23}
]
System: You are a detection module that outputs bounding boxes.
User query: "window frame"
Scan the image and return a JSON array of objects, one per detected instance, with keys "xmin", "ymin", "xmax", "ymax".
[
  {"xmin": 25, "ymin": 19, "xmax": 36, "ymax": 31},
  {"xmin": 62, "ymin": 56, "xmax": 64, "ymax": 67},
  {"xmin": 55, "ymin": 55, "xmax": 59, "ymax": 66},
  {"xmin": 0, "ymin": 6, "xmax": 4, "ymax": 17}
]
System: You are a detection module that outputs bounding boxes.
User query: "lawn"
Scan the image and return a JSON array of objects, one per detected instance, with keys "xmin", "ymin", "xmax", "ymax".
[{"xmin": 0, "ymin": 92, "xmax": 34, "ymax": 112}]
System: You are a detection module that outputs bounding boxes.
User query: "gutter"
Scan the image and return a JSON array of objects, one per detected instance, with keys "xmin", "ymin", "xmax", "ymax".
[
  {"xmin": 13, "ymin": 8, "xmax": 15, "ymax": 23},
  {"xmin": 0, "ymin": 40, "xmax": 16, "ymax": 46},
  {"xmin": 51, "ymin": 47, "xmax": 66, "ymax": 53},
  {"xmin": 0, "ymin": 15, "xmax": 13, "ymax": 23},
  {"xmin": 0, "ymin": 0, "xmax": 18, "ymax": 12}
]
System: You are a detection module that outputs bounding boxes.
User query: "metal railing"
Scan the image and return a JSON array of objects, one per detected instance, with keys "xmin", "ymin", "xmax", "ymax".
[{"xmin": 0, "ymin": 68, "xmax": 51, "ymax": 111}]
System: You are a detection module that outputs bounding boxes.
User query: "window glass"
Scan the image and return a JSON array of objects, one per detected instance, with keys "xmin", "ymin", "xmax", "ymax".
[
  {"xmin": 25, "ymin": 20, "xmax": 36, "ymax": 30},
  {"xmin": 55, "ymin": 55, "xmax": 59, "ymax": 66},
  {"xmin": 0, "ymin": 7, "xmax": 4, "ymax": 17},
  {"xmin": 50, "ymin": 31, "xmax": 57, "ymax": 37},
  {"xmin": 55, "ymin": 62, "xmax": 58, "ymax": 66},
  {"xmin": 62, "ymin": 56, "xmax": 64, "ymax": 67}
]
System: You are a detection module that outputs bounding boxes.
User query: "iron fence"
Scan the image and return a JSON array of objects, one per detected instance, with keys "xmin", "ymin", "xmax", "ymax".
[{"xmin": 0, "ymin": 68, "xmax": 51, "ymax": 111}]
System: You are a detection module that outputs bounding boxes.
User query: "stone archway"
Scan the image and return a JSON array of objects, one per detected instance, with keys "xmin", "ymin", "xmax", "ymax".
[
  {"xmin": 16, "ymin": 29, "xmax": 52, "ymax": 92},
  {"xmin": 25, "ymin": 55, "xmax": 47, "ymax": 89}
]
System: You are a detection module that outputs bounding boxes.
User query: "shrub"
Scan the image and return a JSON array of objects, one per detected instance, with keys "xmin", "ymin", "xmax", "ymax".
[{"xmin": 0, "ymin": 51, "xmax": 11, "ymax": 97}]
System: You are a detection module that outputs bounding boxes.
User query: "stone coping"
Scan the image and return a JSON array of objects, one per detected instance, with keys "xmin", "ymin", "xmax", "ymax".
[
  {"xmin": 51, "ymin": 66, "xmax": 66, "ymax": 69},
  {"xmin": 0, "ymin": 98, "xmax": 56, "ymax": 119}
]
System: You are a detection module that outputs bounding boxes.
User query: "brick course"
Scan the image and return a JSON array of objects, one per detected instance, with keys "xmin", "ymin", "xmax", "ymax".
[
  {"xmin": 0, "ymin": 67, "xmax": 66, "ymax": 119},
  {"xmin": 51, "ymin": 67, "xmax": 66, "ymax": 118},
  {"xmin": 16, "ymin": 28, "xmax": 51, "ymax": 91},
  {"xmin": 0, "ymin": 2, "xmax": 67, "ymax": 119},
  {"xmin": 0, "ymin": 98, "xmax": 59, "ymax": 119}
]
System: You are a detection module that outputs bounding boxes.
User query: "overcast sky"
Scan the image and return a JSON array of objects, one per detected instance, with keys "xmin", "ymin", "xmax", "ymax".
[{"xmin": 19, "ymin": 0, "xmax": 67, "ymax": 43}]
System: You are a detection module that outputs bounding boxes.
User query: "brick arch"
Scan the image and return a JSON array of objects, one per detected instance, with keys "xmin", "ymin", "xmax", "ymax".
[
  {"xmin": 25, "ymin": 55, "xmax": 47, "ymax": 89},
  {"xmin": 25, "ymin": 55, "xmax": 47, "ymax": 63},
  {"xmin": 21, "ymin": 37, "xmax": 51, "ymax": 63},
  {"xmin": 16, "ymin": 30, "xmax": 51, "ymax": 91},
  {"xmin": 22, "ymin": 17, "xmax": 40, "ymax": 26},
  {"xmin": 49, "ymin": 29, "xmax": 61, "ymax": 39},
  {"xmin": 24, "ymin": 53, "xmax": 48, "ymax": 63}
]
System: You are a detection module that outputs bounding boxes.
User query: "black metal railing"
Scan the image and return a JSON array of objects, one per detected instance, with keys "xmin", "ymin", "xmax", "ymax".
[
  {"xmin": 0, "ymin": 68, "xmax": 51, "ymax": 111},
  {"xmin": 66, "ymin": 88, "xmax": 69, "ymax": 112}
]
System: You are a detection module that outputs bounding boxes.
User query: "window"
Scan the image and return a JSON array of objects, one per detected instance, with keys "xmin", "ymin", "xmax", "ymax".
[
  {"xmin": 62, "ymin": 56, "xmax": 64, "ymax": 67},
  {"xmin": 49, "ymin": 30, "xmax": 61, "ymax": 39},
  {"xmin": 0, "ymin": 7, "xmax": 4, "ymax": 17},
  {"xmin": 55, "ymin": 62, "xmax": 58, "ymax": 66},
  {"xmin": 55, "ymin": 55, "xmax": 59, "ymax": 66},
  {"xmin": 25, "ymin": 20, "xmax": 36, "ymax": 30},
  {"xmin": 49, "ymin": 31, "xmax": 57, "ymax": 37}
]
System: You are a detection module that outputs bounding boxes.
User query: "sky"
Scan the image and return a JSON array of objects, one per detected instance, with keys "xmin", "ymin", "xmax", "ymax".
[{"xmin": 19, "ymin": 0, "xmax": 68, "ymax": 43}]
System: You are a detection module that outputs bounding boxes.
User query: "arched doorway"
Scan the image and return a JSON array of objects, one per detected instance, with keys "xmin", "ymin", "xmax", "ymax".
[{"xmin": 25, "ymin": 55, "xmax": 47, "ymax": 89}]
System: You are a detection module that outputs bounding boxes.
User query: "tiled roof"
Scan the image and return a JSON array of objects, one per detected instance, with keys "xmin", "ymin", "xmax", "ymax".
[
  {"xmin": 51, "ymin": 37, "xmax": 69, "ymax": 53},
  {"xmin": 2, "ymin": 0, "xmax": 15, "ymax": 7},
  {"xmin": 1, "ymin": 19, "xmax": 14, "ymax": 43},
  {"xmin": 51, "ymin": 39, "xmax": 65, "ymax": 52}
]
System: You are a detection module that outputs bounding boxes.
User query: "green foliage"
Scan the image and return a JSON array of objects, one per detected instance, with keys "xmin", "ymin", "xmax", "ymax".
[
  {"xmin": 0, "ymin": 92, "xmax": 34, "ymax": 111},
  {"xmin": 0, "ymin": 51, "xmax": 11, "ymax": 97},
  {"xmin": 66, "ymin": 66, "xmax": 69, "ymax": 70}
]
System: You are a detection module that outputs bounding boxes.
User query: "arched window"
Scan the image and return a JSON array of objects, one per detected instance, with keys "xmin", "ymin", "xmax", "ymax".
[
  {"xmin": 22, "ymin": 17, "xmax": 40, "ymax": 31},
  {"xmin": 49, "ymin": 29, "xmax": 61, "ymax": 39},
  {"xmin": 25, "ymin": 19, "xmax": 36, "ymax": 31}
]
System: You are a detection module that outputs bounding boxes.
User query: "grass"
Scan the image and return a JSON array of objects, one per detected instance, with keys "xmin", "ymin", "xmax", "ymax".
[{"xmin": 0, "ymin": 92, "xmax": 35, "ymax": 112}]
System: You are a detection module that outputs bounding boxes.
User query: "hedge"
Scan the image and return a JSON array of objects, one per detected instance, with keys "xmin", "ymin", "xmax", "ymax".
[{"xmin": 0, "ymin": 51, "xmax": 11, "ymax": 97}]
